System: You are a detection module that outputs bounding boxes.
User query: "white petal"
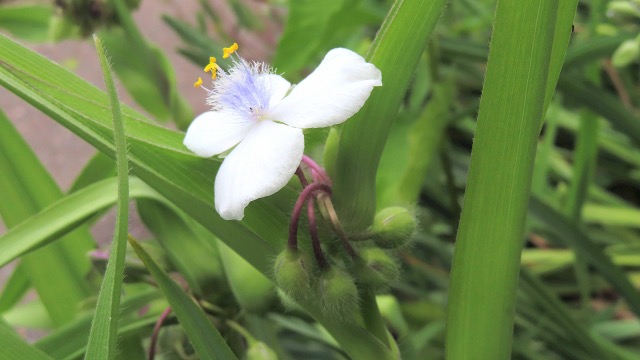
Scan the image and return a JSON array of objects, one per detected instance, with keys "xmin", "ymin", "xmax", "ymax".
[
  {"xmin": 256, "ymin": 74, "xmax": 291, "ymax": 108},
  {"xmin": 267, "ymin": 48, "xmax": 382, "ymax": 129},
  {"xmin": 214, "ymin": 120, "xmax": 304, "ymax": 220},
  {"xmin": 183, "ymin": 111, "xmax": 254, "ymax": 157}
]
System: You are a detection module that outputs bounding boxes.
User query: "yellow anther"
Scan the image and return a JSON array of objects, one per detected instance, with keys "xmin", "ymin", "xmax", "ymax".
[
  {"xmin": 223, "ymin": 42, "xmax": 239, "ymax": 59},
  {"xmin": 204, "ymin": 56, "xmax": 218, "ymax": 79},
  {"xmin": 193, "ymin": 77, "xmax": 203, "ymax": 87}
]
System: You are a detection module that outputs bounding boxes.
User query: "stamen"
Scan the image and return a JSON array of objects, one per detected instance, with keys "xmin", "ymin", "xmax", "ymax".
[
  {"xmin": 193, "ymin": 77, "xmax": 203, "ymax": 88},
  {"xmin": 204, "ymin": 57, "xmax": 217, "ymax": 79},
  {"xmin": 223, "ymin": 42, "xmax": 239, "ymax": 59}
]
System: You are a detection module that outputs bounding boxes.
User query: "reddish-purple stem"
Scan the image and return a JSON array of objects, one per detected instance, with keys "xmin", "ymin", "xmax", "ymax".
[
  {"xmin": 295, "ymin": 167, "xmax": 309, "ymax": 187},
  {"xmin": 149, "ymin": 307, "xmax": 172, "ymax": 360},
  {"xmin": 301, "ymin": 155, "xmax": 330, "ymax": 184},
  {"xmin": 307, "ymin": 198, "xmax": 329, "ymax": 270},
  {"xmin": 288, "ymin": 183, "xmax": 332, "ymax": 251}
]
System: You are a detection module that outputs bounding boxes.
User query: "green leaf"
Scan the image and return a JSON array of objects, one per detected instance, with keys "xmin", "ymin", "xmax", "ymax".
[
  {"xmin": 0, "ymin": 4, "xmax": 52, "ymax": 42},
  {"xmin": 137, "ymin": 200, "xmax": 225, "ymax": 296},
  {"xmin": 445, "ymin": 1, "xmax": 560, "ymax": 359},
  {"xmin": 0, "ymin": 263, "xmax": 30, "ymax": 313},
  {"xmin": 332, "ymin": 0, "xmax": 449, "ymax": 229},
  {"xmin": 99, "ymin": 0, "xmax": 193, "ymax": 128},
  {"xmin": 529, "ymin": 197, "xmax": 640, "ymax": 318},
  {"xmin": 85, "ymin": 35, "xmax": 131, "ymax": 360},
  {"xmin": 0, "ymin": 321, "xmax": 53, "ymax": 360},
  {"xmin": 0, "ymin": 109, "xmax": 94, "ymax": 326},
  {"xmin": 128, "ymin": 238, "xmax": 237, "ymax": 360},
  {"xmin": 0, "ymin": 177, "xmax": 161, "ymax": 268},
  {"xmin": 273, "ymin": 0, "xmax": 347, "ymax": 75}
]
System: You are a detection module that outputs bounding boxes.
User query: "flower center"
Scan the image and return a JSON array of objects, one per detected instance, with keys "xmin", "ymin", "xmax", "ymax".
[{"xmin": 195, "ymin": 43, "xmax": 275, "ymax": 122}]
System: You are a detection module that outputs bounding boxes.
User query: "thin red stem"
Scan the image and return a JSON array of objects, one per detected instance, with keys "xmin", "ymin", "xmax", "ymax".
[
  {"xmin": 307, "ymin": 198, "xmax": 329, "ymax": 270},
  {"xmin": 302, "ymin": 155, "xmax": 330, "ymax": 184},
  {"xmin": 149, "ymin": 307, "xmax": 172, "ymax": 360},
  {"xmin": 295, "ymin": 167, "xmax": 309, "ymax": 187},
  {"xmin": 288, "ymin": 183, "xmax": 332, "ymax": 251}
]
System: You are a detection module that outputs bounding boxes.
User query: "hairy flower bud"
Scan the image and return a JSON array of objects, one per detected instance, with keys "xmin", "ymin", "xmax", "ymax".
[
  {"xmin": 246, "ymin": 341, "xmax": 278, "ymax": 360},
  {"xmin": 317, "ymin": 268, "xmax": 359, "ymax": 316},
  {"xmin": 371, "ymin": 207, "xmax": 416, "ymax": 248},
  {"xmin": 274, "ymin": 249, "xmax": 313, "ymax": 301},
  {"xmin": 354, "ymin": 248, "xmax": 400, "ymax": 293}
]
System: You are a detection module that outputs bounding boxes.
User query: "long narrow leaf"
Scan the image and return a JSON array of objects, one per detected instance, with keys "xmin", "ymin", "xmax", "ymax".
[
  {"xmin": 84, "ymin": 36, "xmax": 131, "ymax": 359},
  {"xmin": 332, "ymin": 0, "xmax": 448, "ymax": 229},
  {"xmin": 445, "ymin": 2, "xmax": 559, "ymax": 358},
  {"xmin": 0, "ymin": 178, "xmax": 159, "ymax": 269},
  {"xmin": 0, "ymin": 321, "xmax": 53, "ymax": 360},
  {"xmin": 0, "ymin": 109, "xmax": 94, "ymax": 325}
]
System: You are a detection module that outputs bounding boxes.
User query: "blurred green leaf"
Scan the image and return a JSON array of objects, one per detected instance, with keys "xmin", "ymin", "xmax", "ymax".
[
  {"xmin": 0, "ymin": 177, "xmax": 161, "ymax": 268},
  {"xmin": 0, "ymin": 109, "xmax": 94, "ymax": 326},
  {"xmin": 0, "ymin": 4, "xmax": 52, "ymax": 42},
  {"xmin": 129, "ymin": 238, "xmax": 237, "ymax": 360},
  {"xmin": 0, "ymin": 320, "xmax": 53, "ymax": 360}
]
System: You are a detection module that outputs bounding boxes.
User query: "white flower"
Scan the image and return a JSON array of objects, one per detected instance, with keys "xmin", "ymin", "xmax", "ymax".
[{"xmin": 184, "ymin": 47, "xmax": 382, "ymax": 220}]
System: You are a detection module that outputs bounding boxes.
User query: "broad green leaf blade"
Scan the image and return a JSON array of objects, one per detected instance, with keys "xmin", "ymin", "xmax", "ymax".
[
  {"xmin": 0, "ymin": 177, "xmax": 161, "ymax": 268},
  {"xmin": 85, "ymin": 35, "xmax": 131, "ymax": 360},
  {"xmin": 0, "ymin": 320, "xmax": 53, "ymax": 360},
  {"xmin": 128, "ymin": 238, "xmax": 237, "ymax": 360},
  {"xmin": 445, "ymin": 1, "xmax": 559, "ymax": 359},
  {"xmin": 333, "ymin": 0, "xmax": 448, "ymax": 229},
  {"xmin": 0, "ymin": 109, "xmax": 94, "ymax": 326}
]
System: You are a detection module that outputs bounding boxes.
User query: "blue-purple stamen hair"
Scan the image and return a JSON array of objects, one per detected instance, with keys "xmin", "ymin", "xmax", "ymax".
[{"xmin": 206, "ymin": 57, "xmax": 275, "ymax": 120}]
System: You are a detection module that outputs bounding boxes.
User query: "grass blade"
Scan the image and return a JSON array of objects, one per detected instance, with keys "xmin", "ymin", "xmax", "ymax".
[
  {"xmin": 128, "ymin": 238, "xmax": 237, "ymax": 360},
  {"xmin": 332, "ymin": 0, "xmax": 448, "ymax": 229},
  {"xmin": 0, "ymin": 178, "xmax": 161, "ymax": 268},
  {"xmin": 0, "ymin": 320, "xmax": 53, "ymax": 360},
  {"xmin": 0, "ymin": 109, "xmax": 94, "ymax": 325},
  {"xmin": 84, "ymin": 35, "xmax": 130, "ymax": 360},
  {"xmin": 445, "ymin": 1, "xmax": 559, "ymax": 358}
]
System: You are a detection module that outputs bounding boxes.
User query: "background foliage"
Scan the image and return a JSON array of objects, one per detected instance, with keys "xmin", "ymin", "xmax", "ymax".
[{"xmin": 1, "ymin": 0, "xmax": 640, "ymax": 359}]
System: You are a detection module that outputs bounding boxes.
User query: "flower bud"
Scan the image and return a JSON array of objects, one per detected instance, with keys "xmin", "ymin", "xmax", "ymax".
[
  {"xmin": 354, "ymin": 248, "xmax": 399, "ymax": 293},
  {"xmin": 246, "ymin": 341, "xmax": 278, "ymax": 360},
  {"xmin": 371, "ymin": 207, "xmax": 416, "ymax": 248},
  {"xmin": 274, "ymin": 249, "xmax": 313, "ymax": 301},
  {"xmin": 317, "ymin": 268, "xmax": 359, "ymax": 315}
]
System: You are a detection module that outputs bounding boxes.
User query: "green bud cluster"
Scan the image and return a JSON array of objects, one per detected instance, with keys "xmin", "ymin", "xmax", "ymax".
[
  {"xmin": 274, "ymin": 249, "xmax": 359, "ymax": 316},
  {"xmin": 353, "ymin": 248, "xmax": 400, "ymax": 293},
  {"xmin": 371, "ymin": 206, "xmax": 417, "ymax": 249}
]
